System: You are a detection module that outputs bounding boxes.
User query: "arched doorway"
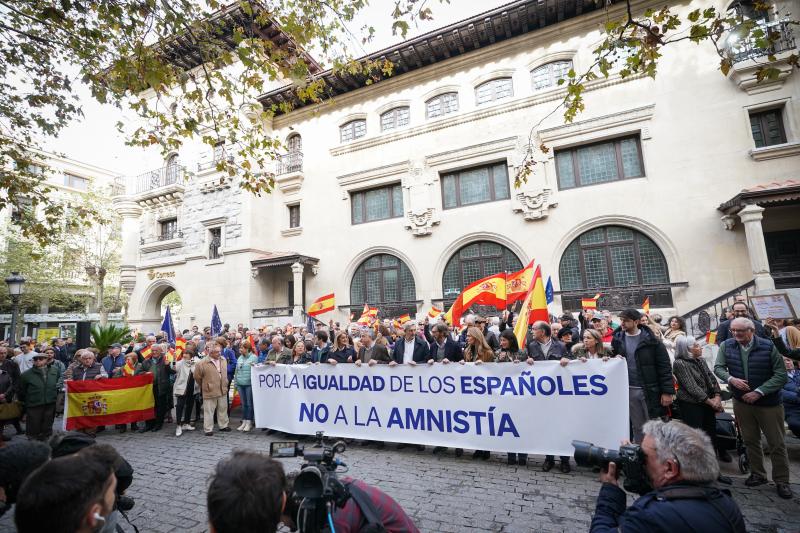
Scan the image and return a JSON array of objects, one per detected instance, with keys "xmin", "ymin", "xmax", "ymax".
[
  {"xmin": 558, "ymin": 225, "xmax": 672, "ymax": 310},
  {"xmin": 138, "ymin": 280, "xmax": 182, "ymax": 332}
]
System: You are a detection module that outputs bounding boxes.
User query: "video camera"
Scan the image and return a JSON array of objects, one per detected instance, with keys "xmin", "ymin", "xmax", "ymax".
[
  {"xmin": 572, "ymin": 440, "xmax": 652, "ymax": 495},
  {"xmin": 270, "ymin": 432, "xmax": 349, "ymax": 533}
]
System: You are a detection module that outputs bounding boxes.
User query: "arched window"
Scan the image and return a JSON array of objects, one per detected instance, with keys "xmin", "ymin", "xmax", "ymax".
[
  {"xmin": 727, "ymin": 0, "xmax": 769, "ymax": 21},
  {"xmin": 287, "ymin": 133, "xmax": 302, "ymax": 153},
  {"xmin": 558, "ymin": 226, "xmax": 672, "ymax": 309},
  {"xmin": 350, "ymin": 254, "xmax": 416, "ymax": 315},
  {"xmin": 164, "ymin": 153, "xmax": 180, "ymax": 185},
  {"xmin": 531, "ymin": 60, "xmax": 572, "ymax": 90},
  {"xmin": 426, "ymin": 92, "xmax": 458, "ymax": 119},
  {"xmin": 340, "ymin": 119, "xmax": 366, "ymax": 142},
  {"xmin": 475, "ymin": 78, "xmax": 513, "ymax": 105},
  {"xmin": 442, "ymin": 242, "xmax": 523, "ymax": 301},
  {"xmin": 380, "ymin": 107, "xmax": 410, "ymax": 131}
]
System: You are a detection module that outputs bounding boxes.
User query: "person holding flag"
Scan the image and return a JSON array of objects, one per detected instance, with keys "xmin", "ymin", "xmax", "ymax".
[
  {"xmin": 173, "ymin": 344, "xmax": 199, "ymax": 437},
  {"xmin": 112, "ymin": 352, "xmax": 144, "ymax": 433},
  {"xmin": 140, "ymin": 344, "xmax": 175, "ymax": 433}
]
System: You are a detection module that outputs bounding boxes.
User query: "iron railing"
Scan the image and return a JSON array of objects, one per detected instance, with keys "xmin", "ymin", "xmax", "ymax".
[
  {"xmin": 140, "ymin": 231, "xmax": 184, "ymax": 245},
  {"xmin": 134, "ymin": 165, "xmax": 184, "ymax": 194},
  {"xmin": 557, "ymin": 283, "xmax": 687, "ymax": 313},
  {"xmin": 197, "ymin": 155, "xmax": 234, "ymax": 172},
  {"xmin": 729, "ymin": 19, "xmax": 796, "ymax": 63},
  {"xmin": 276, "ymin": 151, "xmax": 303, "ymax": 175},
  {"xmin": 681, "ymin": 280, "xmax": 756, "ymax": 337}
]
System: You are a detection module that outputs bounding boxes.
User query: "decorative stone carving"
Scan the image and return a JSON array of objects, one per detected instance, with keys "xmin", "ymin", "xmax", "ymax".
[
  {"xmin": 200, "ymin": 176, "xmax": 233, "ymax": 194},
  {"xmin": 721, "ymin": 214, "xmax": 737, "ymax": 231},
  {"xmin": 514, "ymin": 189, "xmax": 558, "ymax": 221},
  {"xmin": 405, "ymin": 207, "xmax": 439, "ymax": 236}
]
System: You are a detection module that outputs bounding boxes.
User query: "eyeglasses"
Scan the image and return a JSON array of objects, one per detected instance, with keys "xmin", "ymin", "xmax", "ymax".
[{"xmin": 729, "ymin": 328, "xmax": 750, "ymax": 333}]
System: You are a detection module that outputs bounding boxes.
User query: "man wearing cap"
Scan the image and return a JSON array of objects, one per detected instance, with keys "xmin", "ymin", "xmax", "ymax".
[
  {"xmin": 611, "ymin": 309, "xmax": 674, "ymax": 444},
  {"xmin": 17, "ymin": 353, "xmax": 60, "ymax": 440},
  {"xmin": 101, "ymin": 344, "xmax": 126, "ymax": 377},
  {"xmin": 559, "ymin": 313, "xmax": 580, "ymax": 340}
]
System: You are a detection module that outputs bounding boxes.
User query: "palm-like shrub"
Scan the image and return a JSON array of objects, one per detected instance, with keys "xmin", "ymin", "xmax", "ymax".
[{"xmin": 90, "ymin": 324, "xmax": 132, "ymax": 355}]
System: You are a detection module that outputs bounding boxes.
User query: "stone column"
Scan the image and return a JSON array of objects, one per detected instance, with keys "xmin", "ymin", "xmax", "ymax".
[
  {"xmin": 738, "ymin": 203, "xmax": 775, "ymax": 293},
  {"xmin": 112, "ymin": 197, "xmax": 143, "ymax": 300},
  {"xmin": 291, "ymin": 262, "xmax": 304, "ymax": 321}
]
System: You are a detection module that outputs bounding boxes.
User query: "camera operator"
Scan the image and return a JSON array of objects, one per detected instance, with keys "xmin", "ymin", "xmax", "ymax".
[
  {"xmin": 207, "ymin": 451, "xmax": 419, "ymax": 533},
  {"xmin": 590, "ymin": 420, "xmax": 745, "ymax": 533}
]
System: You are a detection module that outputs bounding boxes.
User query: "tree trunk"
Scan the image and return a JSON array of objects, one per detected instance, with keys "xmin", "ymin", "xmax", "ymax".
[{"xmin": 97, "ymin": 271, "xmax": 108, "ymax": 327}]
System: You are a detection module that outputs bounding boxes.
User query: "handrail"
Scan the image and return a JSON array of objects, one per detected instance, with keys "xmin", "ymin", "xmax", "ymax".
[
  {"xmin": 680, "ymin": 280, "xmax": 756, "ymax": 320},
  {"xmin": 681, "ymin": 279, "xmax": 756, "ymax": 336}
]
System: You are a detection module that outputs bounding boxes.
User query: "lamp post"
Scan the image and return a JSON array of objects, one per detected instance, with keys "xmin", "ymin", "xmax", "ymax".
[{"xmin": 5, "ymin": 272, "xmax": 26, "ymax": 346}]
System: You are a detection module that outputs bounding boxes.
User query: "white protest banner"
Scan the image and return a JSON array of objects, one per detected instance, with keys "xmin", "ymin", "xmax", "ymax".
[{"xmin": 252, "ymin": 359, "xmax": 629, "ymax": 455}]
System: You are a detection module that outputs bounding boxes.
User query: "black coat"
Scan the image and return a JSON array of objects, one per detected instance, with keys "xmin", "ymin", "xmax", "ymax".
[
  {"xmin": 716, "ymin": 318, "xmax": 768, "ymax": 344},
  {"xmin": 611, "ymin": 326, "xmax": 673, "ymax": 418},
  {"xmin": 392, "ymin": 337, "xmax": 430, "ymax": 364},
  {"xmin": 526, "ymin": 338, "xmax": 570, "ymax": 361},
  {"xmin": 141, "ymin": 356, "xmax": 175, "ymax": 396},
  {"xmin": 429, "ymin": 337, "xmax": 463, "ymax": 362}
]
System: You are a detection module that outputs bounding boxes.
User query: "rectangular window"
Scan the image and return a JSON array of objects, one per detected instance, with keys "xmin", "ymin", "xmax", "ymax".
[
  {"xmin": 288, "ymin": 204, "xmax": 300, "ymax": 228},
  {"xmin": 554, "ymin": 135, "xmax": 644, "ymax": 190},
  {"xmin": 64, "ymin": 173, "xmax": 88, "ymax": 191},
  {"xmin": 351, "ymin": 184, "xmax": 403, "ymax": 224},
  {"xmin": 440, "ymin": 162, "xmax": 510, "ymax": 209},
  {"xmin": 208, "ymin": 227, "xmax": 222, "ymax": 259},
  {"xmin": 159, "ymin": 218, "xmax": 177, "ymax": 240},
  {"xmin": 213, "ymin": 141, "xmax": 226, "ymax": 162},
  {"xmin": 749, "ymin": 108, "xmax": 787, "ymax": 148}
]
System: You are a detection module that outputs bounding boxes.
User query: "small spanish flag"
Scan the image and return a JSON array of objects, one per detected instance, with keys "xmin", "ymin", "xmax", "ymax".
[
  {"xmin": 140, "ymin": 345, "xmax": 153, "ymax": 360},
  {"xmin": 357, "ymin": 307, "xmax": 378, "ymax": 325},
  {"xmin": 308, "ymin": 293, "xmax": 335, "ymax": 317},
  {"xmin": 428, "ymin": 307, "xmax": 443, "ymax": 320},
  {"xmin": 642, "ymin": 297, "xmax": 650, "ymax": 315},
  {"xmin": 175, "ymin": 337, "xmax": 186, "ymax": 360},
  {"xmin": 705, "ymin": 331, "xmax": 717, "ymax": 345},
  {"xmin": 581, "ymin": 293, "xmax": 601, "ymax": 310},
  {"xmin": 396, "ymin": 314, "xmax": 411, "ymax": 325}
]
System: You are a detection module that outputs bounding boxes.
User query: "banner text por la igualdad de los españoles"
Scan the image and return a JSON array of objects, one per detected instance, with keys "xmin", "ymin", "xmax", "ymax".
[{"xmin": 252, "ymin": 359, "xmax": 629, "ymax": 455}]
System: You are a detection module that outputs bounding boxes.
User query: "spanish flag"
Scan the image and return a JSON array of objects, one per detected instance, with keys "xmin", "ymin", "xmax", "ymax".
[
  {"xmin": 175, "ymin": 337, "xmax": 186, "ymax": 360},
  {"xmin": 581, "ymin": 293, "xmax": 601, "ymax": 310},
  {"xmin": 357, "ymin": 307, "xmax": 378, "ymax": 325},
  {"xmin": 140, "ymin": 345, "xmax": 153, "ymax": 360},
  {"xmin": 705, "ymin": 331, "xmax": 717, "ymax": 345},
  {"xmin": 642, "ymin": 297, "xmax": 651, "ymax": 315},
  {"xmin": 308, "ymin": 293, "xmax": 336, "ymax": 316},
  {"xmin": 64, "ymin": 374, "xmax": 155, "ymax": 431},
  {"xmin": 447, "ymin": 272, "xmax": 508, "ymax": 327},
  {"xmin": 527, "ymin": 265, "xmax": 549, "ymax": 325},
  {"xmin": 396, "ymin": 314, "xmax": 411, "ymax": 325},
  {"xmin": 428, "ymin": 306, "xmax": 443, "ymax": 320},
  {"xmin": 506, "ymin": 260, "xmax": 534, "ymax": 305}
]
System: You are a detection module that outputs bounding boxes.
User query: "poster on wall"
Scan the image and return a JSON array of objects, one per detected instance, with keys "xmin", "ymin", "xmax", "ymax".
[
  {"xmin": 750, "ymin": 293, "xmax": 797, "ymax": 320},
  {"xmin": 59, "ymin": 323, "xmax": 77, "ymax": 340},
  {"xmin": 37, "ymin": 327, "xmax": 61, "ymax": 343}
]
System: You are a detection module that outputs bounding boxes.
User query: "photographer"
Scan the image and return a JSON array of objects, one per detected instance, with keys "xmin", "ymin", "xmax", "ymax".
[
  {"xmin": 207, "ymin": 451, "xmax": 419, "ymax": 533},
  {"xmin": 590, "ymin": 420, "xmax": 745, "ymax": 532}
]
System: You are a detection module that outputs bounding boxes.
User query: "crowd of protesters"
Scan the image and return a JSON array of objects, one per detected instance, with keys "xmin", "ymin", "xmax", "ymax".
[{"xmin": 1, "ymin": 296, "xmax": 799, "ymax": 503}]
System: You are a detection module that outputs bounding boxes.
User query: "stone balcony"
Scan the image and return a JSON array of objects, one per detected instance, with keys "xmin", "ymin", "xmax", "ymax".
[
  {"xmin": 727, "ymin": 20, "xmax": 797, "ymax": 95},
  {"xmin": 274, "ymin": 151, "xmax": 304, "ymax": 194},
  {"xmin": 129, "ymin": 164, "xmax": 186, "ymax": 205}
]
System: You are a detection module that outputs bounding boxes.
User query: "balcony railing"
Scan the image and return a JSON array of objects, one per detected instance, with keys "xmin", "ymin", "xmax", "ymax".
[
  {"xmin": 134, "ymin": 165, "xmax": 184, "ymax": 194},
  {"xmin": 681, "ymin": 280, "xmax": 756, "ymax": 338},
  {"xmin": 140, "ymin": 230, "xmax": 184, "ymax": 245},
  {"xmin": 276, "ymin": 151, "xmax": 303, "ymax": 175},
  {"xmin": 729, "ymin": 19, "xmax": 796, "ymax": 64},
  {"xmin": 557, "ymin": 283, "xmax": 688, "ymax": 313}
]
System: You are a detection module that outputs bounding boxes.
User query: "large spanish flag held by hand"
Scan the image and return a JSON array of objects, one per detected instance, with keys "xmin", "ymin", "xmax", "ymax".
[
  {"xmin": 446, "ymin": 272, "xmax": 507, "ymax": 326},
  {"xmin": 506, "ymin": 260, "xmax": 534, "ymax": 305},
  {"xmin": 307, "ymin": 293, "xmax": 335, "ymax": 316},
  {"xmin": 527, "ymin": 265, "xmax": 549, "ymax": 325},
  {"xmin": 64, "ymin": 374, "xmax": 154, "ymax": 431}
]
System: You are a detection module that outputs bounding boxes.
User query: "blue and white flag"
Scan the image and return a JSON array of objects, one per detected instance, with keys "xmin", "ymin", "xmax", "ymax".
[
  {"xmin": 160, "ymin": 306, "xmax": 176, "ymax": 343},
  {"xmin": 545, "ymin": 276, "xmax": 554, "ymax": 305},
  {"xmin": 211, "ymin": 305, "xmax": 223, "ymax": 337}
]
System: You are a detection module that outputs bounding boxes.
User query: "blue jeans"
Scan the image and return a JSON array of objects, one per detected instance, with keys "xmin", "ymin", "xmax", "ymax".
[{"xmin": 238, "ymin": 384, "xmax": 254, "ymax": 421}]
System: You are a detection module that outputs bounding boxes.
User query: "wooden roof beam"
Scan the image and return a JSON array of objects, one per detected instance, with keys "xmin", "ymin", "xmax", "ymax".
[
  {"xmin": 436, "ymin": 35, "xmax": 451, "ymax": 58},
  {"xmin": 467, "ymin": 23, "xmax": 481, "ymax": 50},
  {"xmin": 538, "ymin": 0, "xmax": 547, "ymax": 28},
  {"xmin": 501, "ymin": 11, "xmax": 513, "ymax": 38},
  {"xmin": 557, "ymin": 0, "xmax": 565, "ymax": 22},
  {"xmin": 452, "ymin": 28, "xmax": 465, "ymax": 54},
  {"xmin": 519, "ymin": 5, "xmax": 530, "ymax": 32},
  {"xmin": 407, "ymin": 45, "xmax": 423, "ymax": 68},
  {"xmin": 485, "ymin": 17, "xmax": 496, "ymax": 44}
]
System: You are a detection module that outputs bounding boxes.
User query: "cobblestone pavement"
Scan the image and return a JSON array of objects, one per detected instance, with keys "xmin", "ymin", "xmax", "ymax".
[{"xmin": 2, "ymin": 416, "xmax": 799, "ymax": 533}]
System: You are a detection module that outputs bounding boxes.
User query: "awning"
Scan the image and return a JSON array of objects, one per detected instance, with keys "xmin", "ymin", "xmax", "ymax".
[
  {"xmin": 718, "ymin": 178, "xmax": 800, "ymax": 215},
  {"xmin": 250, "ymin": 252, "xmax": 319, "ymax": 270}
]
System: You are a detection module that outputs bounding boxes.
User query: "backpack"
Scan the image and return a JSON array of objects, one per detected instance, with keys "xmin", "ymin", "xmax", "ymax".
[{"xmin": 346, "ymin": 482, "xmax": 387, "ymax": 533}]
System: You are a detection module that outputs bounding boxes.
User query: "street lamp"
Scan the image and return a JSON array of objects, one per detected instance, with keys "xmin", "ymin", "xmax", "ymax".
[{"xmin": 5, "ymin": 272, "xmax": 26, "ymax": 346}]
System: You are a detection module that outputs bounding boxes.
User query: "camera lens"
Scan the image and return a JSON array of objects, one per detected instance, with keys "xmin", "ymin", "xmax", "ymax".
[
  {"xmin": 294, "ymin": 466, "xmax": 324, "ymax": 499},
  {"xmin": 572, "ymin": 440, "xmax": 619, "ymax": 468}
]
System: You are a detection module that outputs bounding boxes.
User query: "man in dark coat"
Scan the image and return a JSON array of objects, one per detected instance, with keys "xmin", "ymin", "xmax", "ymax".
[
  {"xmin": 391, "ymin": 322, "xmax": 429, "ymax": 365},
  {"xmin": 140, "ymin": 344, "xmax": 175, "ymax": 432},
  {"xmin": 590, "ymin": 420, "xmax": 745, "ymax": 533},
  {"xmin": 715, "ymin": 301, "xmax": 768, "ymax": 344},
  {"xmin": 427, "ymin": 323, "xmax": 463, "ymax": 363},
  {"xmin": 310, "ymin": 331, "xmax": 330, "ymax": 363},
  {"xmin": 611, "ymin": 309, "xmax": 673, "ymax": 444}
]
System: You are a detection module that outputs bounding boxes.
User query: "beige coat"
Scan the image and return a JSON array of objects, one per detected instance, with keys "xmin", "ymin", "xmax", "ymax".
[{"xmin": 193, "ymin": 357, "xmax": 229, "ymax": 399}]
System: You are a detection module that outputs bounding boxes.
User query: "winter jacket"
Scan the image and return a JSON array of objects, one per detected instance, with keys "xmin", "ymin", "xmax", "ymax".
[
  {"xmin": 141, "ymin": 356, "xmax": 175, "ymax": 397},
  {"xmin": 267, "ymin": 347, "xmax": 292, "ymax": 364},
  {"xmin": 494, "ymin": 349, "xmax": 525, "ymax": 363},
  {"xmin": 194, "ymin": 357, "xmax": 229, "ymax": 399},
  {"xmin": 0, "ymin": 359, "xmax": 20, "ymax": 401},
  {"xmin": 571, "ymin": 343, "xmax": 611, "ymax": 359},
  {"xmin": 64, "ymin": 362, "xmax": 108, "ymax": 381},
  {"xmin": 611, "ymin": 326, "xmax": 673, "ymax": 419},
  {"xmin": 357, "ymin": 344, "xmax": 392, "ymax": 364},
  {"xmin": 172, "ymin": 358, "xmax": 197, "ymax": 396},
  {"xmin": 329, "ymin": 346, "xmax": 356, "ymax": 364},
  {"xmin": 716, "ymin": 318, "xmax": 768, "ymax": 344},
  {"xmin": 392, "ymin": 337, "xmax": 430, "ymax": 364},
  {"xmin": 673, "ymin": 352, "xmax": 721, "ymax": 405},
  {"xmin": 717, "ymin": 337, "xmax": 784, "ymax": 407},
  {"xmin": 590, "ymin": 482, "xmax": 745, "ymax": 533},
  {"xmin": 101, "ymin": 353, "xmax": 126, "ymax": 376},
  {"xmin": 310, "ymin": 344, "xmax": 330, "ymax": 363},
  {"xmin": 18, "ymin": 365, "xmax": 61, "ymax": 407},
  {"xmin": 527, "ymin": 338, "xmax": 571, "ymax": 361},
  {"xmin": 781, "ymin": 370, "xmax": 800, "ymax": 419}
]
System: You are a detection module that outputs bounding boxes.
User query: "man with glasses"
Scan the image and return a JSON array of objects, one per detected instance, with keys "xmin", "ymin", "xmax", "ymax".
[
  {"xmin": 714, "ymin": 317, "xmax": 791, "ymax": 499},
  {"xmin": 715, "ymin": 301, "xmax": 768, "ymax": 344}
]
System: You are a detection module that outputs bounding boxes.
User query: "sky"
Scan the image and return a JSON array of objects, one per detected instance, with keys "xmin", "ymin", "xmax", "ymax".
[{"xmin": 48, "ymin": 0, "xmax": 511, "ymax": 175}]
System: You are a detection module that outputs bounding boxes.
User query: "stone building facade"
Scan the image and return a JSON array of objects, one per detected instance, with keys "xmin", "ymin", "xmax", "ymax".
[{"xmin": 116, "ymin": 0, "xmax": 800, "ymax": 333}]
